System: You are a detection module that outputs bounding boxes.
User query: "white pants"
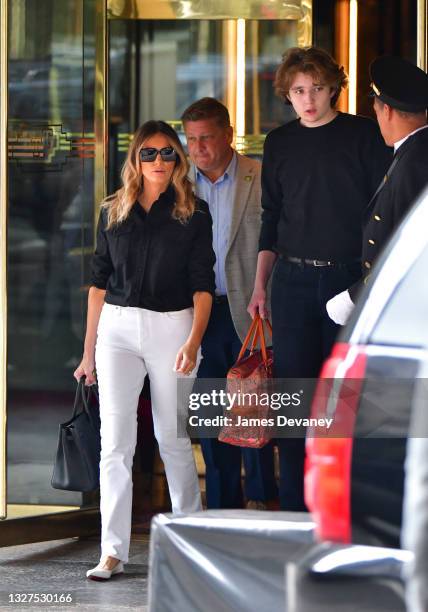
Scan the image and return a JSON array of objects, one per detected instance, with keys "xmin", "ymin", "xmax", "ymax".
[{"xmin": 95, "ymin": 303, "xmax": 202, "ymax": 563}]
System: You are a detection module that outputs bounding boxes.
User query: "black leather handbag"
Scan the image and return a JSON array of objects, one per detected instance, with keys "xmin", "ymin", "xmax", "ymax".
[{"xmin": 51, "ymin": 378, "xmax": 101, "ymax": 492}]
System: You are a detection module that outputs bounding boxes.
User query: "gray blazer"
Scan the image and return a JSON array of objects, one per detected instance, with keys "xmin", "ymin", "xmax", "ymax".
[{"xmin": 190, "ymin": 152, "xmax": 269, "ymax": 343}]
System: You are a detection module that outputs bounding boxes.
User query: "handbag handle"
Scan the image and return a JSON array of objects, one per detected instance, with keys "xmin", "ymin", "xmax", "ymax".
[
  {"xmin": 249, "ymin": 317, "xmax": 272, "ymax": 354},
  {"xmin": 72, "ymin": 377, "xmax": 99, "ymax": 429},
  {"xmin": 237, "ymin": 316, "xmax": 260, "ymax": 362},
  {"xmin": 237, "ymin": 314, "xmax": 272, "ymax": 364}
]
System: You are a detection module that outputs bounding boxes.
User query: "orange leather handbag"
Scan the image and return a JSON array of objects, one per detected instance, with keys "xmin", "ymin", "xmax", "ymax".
[{"xmin": 218, "ymin": 314, "xmax": 274, "ymax": 448}]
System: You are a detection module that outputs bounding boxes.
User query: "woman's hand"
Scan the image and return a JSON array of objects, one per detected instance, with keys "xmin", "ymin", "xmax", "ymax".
[
  {"xmin": 174, "ymin": 340, "xmax": 199, "ymax": 376},
  {"xmin": 247, "ymin": 287, "xmax": 269, "ymax": 319},
  {"xmin": 74, "ymin": 354, "xmax": 96, "ymax": 385},
  {"xmin": 73, "ymin": 287, "xmax": 105, "ymax": 385}
]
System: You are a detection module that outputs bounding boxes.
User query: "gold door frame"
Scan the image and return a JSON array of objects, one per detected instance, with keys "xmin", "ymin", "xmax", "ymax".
[
  {"xmin": 106, "ymin": 0, "xmax": 313, "ymax": 24},
  {"xmin": 94, "ymin": 0, "xmax": 108, "ymax": 229},
  {"xmin": 418, "ymin": 0, "xmax": 428, "ymax": 71}
]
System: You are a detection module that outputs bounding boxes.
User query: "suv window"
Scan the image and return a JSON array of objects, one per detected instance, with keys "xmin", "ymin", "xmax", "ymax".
[{"xmin": 370, "ymin": 242, "xmax": 428, "ymax": 348}]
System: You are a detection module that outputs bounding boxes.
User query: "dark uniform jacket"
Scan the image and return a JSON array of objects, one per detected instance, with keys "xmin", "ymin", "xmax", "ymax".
[{"xmin": 349, "ymin": 126, "xmax": 428, "ymax": 302}]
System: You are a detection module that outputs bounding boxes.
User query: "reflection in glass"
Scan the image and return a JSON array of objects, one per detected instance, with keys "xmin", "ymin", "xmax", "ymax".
[
  {"xmin": 248, "ymin": 20, "xmax": 298, "ymax": 134},
  {"xmin": 7, "ymin": 0, "xmax": 96, "ymax": 512},
  {"xmin": 108, "ymin": 19, "xmax": 300, "ymax": 191}
]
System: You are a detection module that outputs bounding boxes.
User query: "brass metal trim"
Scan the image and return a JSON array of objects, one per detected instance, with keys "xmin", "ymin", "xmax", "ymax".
[
  {"xmin": 224, "ymin": 20, "xmax": 237, "ymax": 131},
  {"xmin": 94, "ymin": 0, "xmax": 108, "ymax": 237},
  {"xmin": 6, "ymin": 504, "xmax": 78, "ymax": 519},
  {"xmin": 107, "ymin": 0, "xmax": 311, "ymax": 22},
  {"xmin": 335, "ymin": 0, "xmax": 350, "ymax": 113},
  {"xmin": 236, "ymin": 18, "xmax": 246, "ymax": 137},
  {"xmin": 417, "ymin": 0, "xmax": 427, "ymax": 71},
  {"xmin": 297, "ymin": 0, "xmax": 313, "ymax": 48},
  {"xmin": 348, "ymin": 0, "xmax": 358, "ymax": 115},
  {"xmin": 251, "ymin": 21, "xmax": 260, "ymax": 136},
  {"xmin": 0, "ymin": 507, "xmax": 101, "ymax": 548},
  {"xmin": 0, "ymin": 0, "xmax": 8, "ymax": 521}
]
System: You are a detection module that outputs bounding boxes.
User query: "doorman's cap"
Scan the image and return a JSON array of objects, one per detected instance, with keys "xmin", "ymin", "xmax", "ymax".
[{"xmin": 369, "ymin": 56, "xmax": 428, "ymax": 113}]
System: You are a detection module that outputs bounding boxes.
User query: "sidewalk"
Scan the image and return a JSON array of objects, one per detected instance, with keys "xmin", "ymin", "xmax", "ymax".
[{"xmin": 0, "ymin": 534, "xmax": 150, "ymax": 611}]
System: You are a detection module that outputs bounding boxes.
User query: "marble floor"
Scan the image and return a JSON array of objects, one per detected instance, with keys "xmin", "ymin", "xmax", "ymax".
[{"xmin": 0, "ymin": 534, "xmax": 150, "ymax": 611}]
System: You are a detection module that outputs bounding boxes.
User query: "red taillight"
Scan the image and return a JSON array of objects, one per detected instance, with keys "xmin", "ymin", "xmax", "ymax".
[{"xmin": 305, "ymin": 342, "xmax": 367, "ymax": 543}]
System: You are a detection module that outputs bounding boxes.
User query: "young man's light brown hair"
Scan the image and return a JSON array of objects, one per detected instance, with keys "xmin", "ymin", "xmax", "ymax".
[{"xmin": 274, "ymin": 46, "xmax": 348, "ymax": 107}]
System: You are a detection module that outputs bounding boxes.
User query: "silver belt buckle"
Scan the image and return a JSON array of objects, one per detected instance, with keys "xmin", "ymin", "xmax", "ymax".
[{"xmin": 313, "ymin": 259, "xmax": 331, "ymax": 267}]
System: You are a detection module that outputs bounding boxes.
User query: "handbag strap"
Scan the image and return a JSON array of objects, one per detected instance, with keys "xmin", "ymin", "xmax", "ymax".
[
  {"xmin": 72, "ymin": 378, "xmax": 85, "ymax": 419},
  {"xmin": 237, "ymin": 316, "xmax": 260, "ymax": 362},
  {"xmin": 237, "ymin": 314, "xmax": 273, "ymax": 364},
  {"xmin": 264, "ymin": 318, "xmax": 273, "ymax": 336},
  {"xmin": 257, "ymin": 317, "xmax": 269, "ymax": 365},
  {"xmin": 81, "ymin": 382, "xmax": 99, "ymax": 430},
  {"xmin": 249, "ymin": 324, "xmax": 260, "ymax": 354},
  {"xmin": 72, "ymin": 377, "xmax": 99, "ymax": 429}
]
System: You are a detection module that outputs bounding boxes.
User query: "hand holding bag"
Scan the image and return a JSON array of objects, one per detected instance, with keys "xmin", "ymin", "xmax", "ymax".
[
  {"xmin": 51, "ymin": 377, "xmax": 101, "ymax": 492},
  {"xmin": 218, "ymin": 314, "xmax": 274, "ymax": 448}
]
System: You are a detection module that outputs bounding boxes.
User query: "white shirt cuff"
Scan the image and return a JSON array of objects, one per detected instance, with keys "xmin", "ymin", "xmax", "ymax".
[{"xmin": 326, "ymin": 290, "xmax": 354, "ymax": 326}]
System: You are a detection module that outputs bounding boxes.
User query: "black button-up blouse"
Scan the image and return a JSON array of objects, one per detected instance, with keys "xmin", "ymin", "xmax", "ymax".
[{"xmin": 91, "ymin": 186, "xmax": 216, "ymax": 312}]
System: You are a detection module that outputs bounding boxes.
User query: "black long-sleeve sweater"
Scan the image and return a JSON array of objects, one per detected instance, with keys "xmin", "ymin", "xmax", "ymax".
[{"xmin": 259, "ymin": 112, "xmax": 392, "ymax": 261}]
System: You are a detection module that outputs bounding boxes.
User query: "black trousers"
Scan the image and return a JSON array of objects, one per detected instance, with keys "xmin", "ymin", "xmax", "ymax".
[
  {"xmin": 271, "ymin": 258, "xmax": 361, "ymax": 511},
  {"xmin": 197, "ymin": 300, "xmax": 278, "ymax": 509}
]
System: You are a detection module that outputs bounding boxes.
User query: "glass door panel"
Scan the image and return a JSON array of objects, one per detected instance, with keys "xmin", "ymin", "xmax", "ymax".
[
  {"xmin": 2, "ymin": 0, "xmax": 313, "ymax": 524},
  {"xmin": 5, "ymin": 0, "xmax": 96, "ymax": 518},
  {"xmin": 108, "ymin": 17, "xmax": 309, "ymax": 191},
  {"xmin": 0, "ymin": 0, "xmax": 7, "ymax": 520},
  {"xmin": 108, "ymin": 19, "xmax": 227, "ymax": 190}
]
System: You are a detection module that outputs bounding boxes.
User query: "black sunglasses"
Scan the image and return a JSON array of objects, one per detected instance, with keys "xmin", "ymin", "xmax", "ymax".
[{"xmin": 139, "ymin": 146, "xmax": 178, "ymax": 162}]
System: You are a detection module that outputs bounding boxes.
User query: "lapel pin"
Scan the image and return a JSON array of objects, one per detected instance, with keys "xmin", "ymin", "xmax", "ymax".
[{"xmin": 244, "ymin": 175, "xmax": 252, "ymax": 182}]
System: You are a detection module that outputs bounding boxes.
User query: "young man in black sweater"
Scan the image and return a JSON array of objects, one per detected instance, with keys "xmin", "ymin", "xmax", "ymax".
[{"xmin": 248, "ymin": 47, "xmax": 391, "ymax": 511}]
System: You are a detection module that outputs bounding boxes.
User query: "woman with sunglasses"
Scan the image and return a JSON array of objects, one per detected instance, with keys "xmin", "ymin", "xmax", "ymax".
[{"xmin": 74, "ymin": 120, "xmax": 215, "ymax": 580}]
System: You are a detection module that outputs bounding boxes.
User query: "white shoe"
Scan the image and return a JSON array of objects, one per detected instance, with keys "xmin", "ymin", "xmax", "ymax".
[{"xmin": 86, "ymin": 560, "xmax": 124, "ymax": 581}]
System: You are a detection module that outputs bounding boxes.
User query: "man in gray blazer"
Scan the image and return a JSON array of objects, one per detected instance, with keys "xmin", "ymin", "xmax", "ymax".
[{"xmin": 182, "ymin": 97, "xmax": 277, "ymax": 509}]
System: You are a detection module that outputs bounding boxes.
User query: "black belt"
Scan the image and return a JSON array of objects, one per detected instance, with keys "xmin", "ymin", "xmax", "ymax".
[
  {"xmin": 280, "ymin": 255, "xmax": 360, "ymax": 267},
  {"xmin": 213, "ymin": 294, "xmax": 228, "ymax": 304}
]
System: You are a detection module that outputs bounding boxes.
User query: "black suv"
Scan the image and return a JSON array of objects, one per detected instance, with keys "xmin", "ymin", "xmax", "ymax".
[{"xmin": 295, "ymin": 186, "xmax": 428, "ymax": 611}]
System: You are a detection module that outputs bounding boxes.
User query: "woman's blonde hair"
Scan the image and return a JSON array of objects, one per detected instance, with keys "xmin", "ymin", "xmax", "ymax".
[{"xmin": 103, "ymin": 120, "xmax": 195, "ymax": 227}]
